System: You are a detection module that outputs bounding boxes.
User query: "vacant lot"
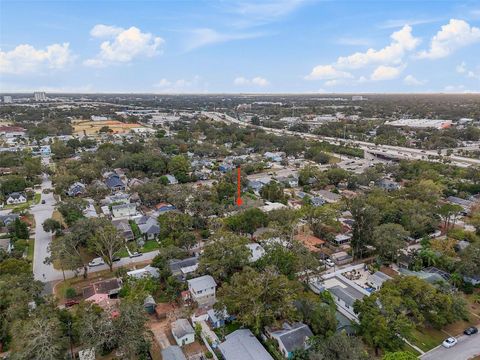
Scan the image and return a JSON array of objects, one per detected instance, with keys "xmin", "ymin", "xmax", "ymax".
[{"xmin": 73, "ymin": 120, "xmax": 142, "ymax": 135}]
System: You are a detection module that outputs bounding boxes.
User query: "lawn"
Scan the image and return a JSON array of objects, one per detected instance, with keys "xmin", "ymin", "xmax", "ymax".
[
  {"xmin": 213, "ymin": 322, "xmax": 241, "ymax": 340},
  {"xmin": 33, "ymin": 193, "xmax": 41, "ymax": 204},
  {"xmin": 141, "ymin": 240, "xmax": 160, "ymax": 253},
  {"xmin": 26, "ymin": 239, "xmax": 34, "ymax": 262},
  {"xmin": 407, "ymin": 326, "xmax": 446, "ymax": 352}
]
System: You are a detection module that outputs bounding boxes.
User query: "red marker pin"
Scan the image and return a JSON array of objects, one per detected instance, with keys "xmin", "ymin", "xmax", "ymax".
[{"xmin": 236, "ymin": 166, "xmax": 243, "ymax": 206}]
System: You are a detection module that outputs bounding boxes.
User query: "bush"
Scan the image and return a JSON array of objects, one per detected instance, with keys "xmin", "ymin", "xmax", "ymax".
[
  {"xmin": 462, "ymin": 281, "xmax": 474, "ymax": 294},
  {"xmin": 65, "ymin": 287, "xmax": 77, "ymax": 299},
  {"xmin": 205, "ymin": 351, "xmax": 213, "ymax": 359}
]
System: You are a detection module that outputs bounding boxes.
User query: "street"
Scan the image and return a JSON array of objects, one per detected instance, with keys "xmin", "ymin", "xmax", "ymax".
[{"xmin": 421, "ymin": 333, "xmax": 480, "ymax": 360}]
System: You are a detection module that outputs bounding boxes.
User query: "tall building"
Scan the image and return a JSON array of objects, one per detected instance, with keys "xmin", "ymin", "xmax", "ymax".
[
  {"xmin": 3, "ymin": 96, "xmax": 12, "ymax": 103},
  {"xmin": 33, "ymin": 92, "xmax": 47, "ymax": 101}
]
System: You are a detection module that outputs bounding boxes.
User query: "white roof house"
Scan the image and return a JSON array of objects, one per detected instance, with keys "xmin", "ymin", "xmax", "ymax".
[
  {"xmin": 219, "ymin": 329, "xmax": 274, "ymax": 360},
  {"xmin": 171, "ymin": 319, "xmax": 195, "ymax": 347},
  {"xmin": 187, "ymin": 275, "xmax": 217, "ymax": 306},
  {"xmin": 246, "ymin": 243, "xmax": 265, "ymax": 263}
]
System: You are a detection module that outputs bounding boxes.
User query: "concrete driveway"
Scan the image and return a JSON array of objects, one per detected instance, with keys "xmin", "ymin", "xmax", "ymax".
[{"xmin": 421, "ymin": 332, "xmax": 480, "ymax": 360}]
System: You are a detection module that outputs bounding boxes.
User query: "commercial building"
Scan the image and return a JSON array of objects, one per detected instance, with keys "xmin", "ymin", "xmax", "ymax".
[
  {"xmin": 385, "ymin": 119, "xmax": 452, "ymax": 129},
  {"xmin": 34, "ymin": 92, "xmax": 47, "ymax": 101}
]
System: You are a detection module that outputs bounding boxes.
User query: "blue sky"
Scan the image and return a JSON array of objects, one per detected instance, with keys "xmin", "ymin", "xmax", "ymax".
[{"xmin": 1, "ymin": 0, "xmax": 479, "ymax": 93}]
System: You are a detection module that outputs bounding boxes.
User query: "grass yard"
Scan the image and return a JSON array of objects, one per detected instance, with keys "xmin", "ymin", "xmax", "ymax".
[
  {"xmin": 26, "ymin": 239, "xmax": 34, "ymax": 262},
  {"xmin": 407, "ymin": 326, "xmax": 446, "ymax": 352},
  {"xmin": 213, "ymin": 322, "xmax": 241, "ymax": 340},
  {"xmin": 141, "ymin": 240, "xmax": 161, "ymax": 253},
  {"xmin": 72, "ymin": 120, "xmax": 143, "ymax": 136},
  {"xmin": 33, "ymin": 193, "xmax": 41, "ymax": 204}
]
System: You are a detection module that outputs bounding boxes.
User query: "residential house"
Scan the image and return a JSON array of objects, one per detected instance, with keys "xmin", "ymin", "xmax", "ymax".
[
  {"xmin": 261, "ymin": 201, "xmax": 287, "ymax": 212},
  {"xmin": 135, "ymin": 216, "xmax": 160, "ymax": 240},
  {"xmin": 0, "ymin": 213, "xmax": 19, "ymax": 226},
  {"xmin": 207, "ymin": 308, "xmax": 233, "ymax": 329},
  {"xmin": 164, "ymin": 174, "xmax": 178, "ymax": 185},
  {"xmin": 112, "ymin": 219, "xmax": 134, "ymax": 241},
  {"xmin": 161, "ymin": 346, "xmax": 187, "ymax": 360},
  {"xmin": 127, "ymin": 265, "xmax": 159, "ymax": 279},
  {"xmin": 6, "ymin": 192, "xmax": 27, "ymax": 205},
  {"xmin": 219, "ymin": 163, "xmax": 235, "ymax": 173},
  {"xmin": 171, "ymin": 319, "xmax": 195, "ymax": 347},
  {"xmin": 218, "ymin": 329, "xmax": 274, "ymax": 360},
  {"xmin": 267, "ymin": 323, "xmax": 313, "ymax": 359},
  {"xmin": 246, "ymin": 243, "xmax": 265, "ymax": 262},
  {"xmin": 277, "ymin": 176, "xmax": 299, "ymax": 188},
  {"xmin": 187, "ymin": 275, "xmax": 217, "ymax": 306},
  {"xmin": 105, "ymin": 174, "xmax": 125, "ymax": 193},
  {"xmin": 83, "ymin": 278, "xmax": 122, "ymax": 307},
  {"xmin": 315, "ymin": 190, "xmax": 342, "ymax": 203},
  {"xmin": 331, "ymin": 251, "xmax": 353, "ymax": 265},
  {"xmin": 333, "ymin": 234, "xmax": 352, "ymax": 246},
  {"xmin": 155, "ymin": 202, "xmax": 176, "ymax": 213},
  {"xmin": 169, "ymin": 257, "xmax": 199, "ymax": 280},
  {"xmin": 367, "ymin": 271, "xmax": 392, "ymax": 290},
  {"xmin": 294, "ymin": 233, "xmax": 325, "ymax": 253},
  {"xmin": 67, "ymin": 182, "xmax": 86, "ymax": 197},
  {"xmin": 111, "ymin": 203, "xmax": 137, "ymax": 218},
  {"xmin": 103, "ymin": 193, "xmax": 130, "ymax": 205},
  {"xmin": 310, "ymin": 197, "xmax": 326, "ymax": 207},
  {"xmin": 376, "ymin": 178, "xmax": 400, "ymax": 191},
  {"xmin": 446, "ymin": 196, "xmax": 475, "ymax": 215},
  {"xmin": 264, "ymin": 151, "xmax": 284, "ymax": 162}
]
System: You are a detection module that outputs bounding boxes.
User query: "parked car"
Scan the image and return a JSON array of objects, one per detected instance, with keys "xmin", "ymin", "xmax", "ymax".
[
  {"xmin": 442, "ymin": 337, "xmax": 457, "ymax": 348},
  {"xmin": 88, "ymin": 257, "xmax": 105, "ymax": 267},
  {"xmin": 464, "ymin": 326, "xmax": 478, "ymax": 335},
  {"xmin": 41, "ymin": 200, "xmax": 46, "ymax": 204},
  {"xmin": 325, "ymin": 258, "xmax": 335, "ymax": 267},
  {"xmin": 64, "ymin": 300, "xmax": 79, "ymax": 308},
  {"xmin": 112, "ymin": 256, "xmax": 121, "ymax": 262},
  {"xmin": 129, "ymin": 252, "xmax": 142, "ymax": 258}
]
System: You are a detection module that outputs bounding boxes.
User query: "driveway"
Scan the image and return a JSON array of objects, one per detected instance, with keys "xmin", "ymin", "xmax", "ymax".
[{"xmin": 421, "ymin": 332, "xmax": 480, "ymax": 360}]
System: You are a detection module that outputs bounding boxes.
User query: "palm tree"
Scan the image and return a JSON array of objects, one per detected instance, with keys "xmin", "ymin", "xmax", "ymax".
[
  {"xmin": 420, "ymin": 248, "xmax": 437, "ymax": 267},
  {"xmin": 449, "ymin": 272, "xmax": 462, "ymax": 288}
]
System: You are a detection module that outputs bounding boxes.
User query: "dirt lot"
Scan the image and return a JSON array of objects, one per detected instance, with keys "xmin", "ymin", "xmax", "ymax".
[{"xmin": 72, "ymin": 120, "xmax": 143, "ymax": 135}]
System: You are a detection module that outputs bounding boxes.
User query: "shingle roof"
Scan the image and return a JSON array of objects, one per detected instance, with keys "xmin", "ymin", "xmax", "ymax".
[
  {"xmin": 105, "ymin": 174, "xmax": 124, "ymax": 189},
  {"xmin": 161, "ymin": 346, "xmax": 187, "ymax": 360},
  {"xmin": 219, "ymin": 329, "xmax": 274, "ymax": 360},
  {"xmin": 273, "ymin": 323, "xmax": 313, "ymax": 353},
  {"xmin": 171, "ymin": 319, "xmax": 194, "ymax": 339},
  {"xmin": 187, "ymin": 275, "xmax": 216, "ymax": 292},
  {"xmin": 329, "ymin": 285, "xmax": 365, "ymax": 308}
]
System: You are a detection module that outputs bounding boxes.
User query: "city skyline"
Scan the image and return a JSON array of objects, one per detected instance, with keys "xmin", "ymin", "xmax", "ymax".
[{"xmin": 1, "ymin": 0, "xmax": 480, "ymax": 93}]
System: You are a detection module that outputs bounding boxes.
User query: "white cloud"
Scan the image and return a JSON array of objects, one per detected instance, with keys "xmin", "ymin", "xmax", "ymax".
[
  {"xmin": 336, "ymin": 37, "xmax": 372, "ymax": 46},
  {"xmin": 370, "ymin": 65, "xmax": 403, "ymax": 80},
  {"xmin": 379, "ymin": 17, "xmax": 442, "ymax": 29},
  {"xmin": 85, "ymin": 25, "xmax": 164, "ymax": 67},
  {"xmin": 153, "ymin": 76, "xmax": 208, "ymax": 93},
  {"xmin": 233, "ymin": 76, "xmax": 270, "ymax": 87},
  {"xmin": 90, "ymin": 24, "xmax": 123, "ymax": 38},
  {"xmin": 0, "ymin": 43, "xmax": 73, "ymax": 75},
  {"xmin": 336, "ymin": 25, "xmax": 420, "ymax": 69},
  {"xmin": 403, "ymin": 74, "xmax": 425, "ymax": 86},
  {"xmin": 456, "ymin": 61, "xmax": 467, "ymax": 73},
  {"xmin": 185, "ymin": 28, "xmax": 262, "ymax": 51},
  {"xmin": 417, "ymin": 19, "xmax": 480, "ymax": 59},
  {"xmin": 305, "ymin": 65, "xmax": 353, "ymax": 80},
  {"xmin": 324, "ymin": 79, "xmax": 343, "ymax": 87},
  {"xmin": 306, "ymin": 25, "xmax": 419, "ymax": 83}
]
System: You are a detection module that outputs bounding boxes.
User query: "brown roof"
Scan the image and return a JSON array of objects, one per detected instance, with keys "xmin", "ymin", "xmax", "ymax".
[
  {"xmin": 294, "ymin": 234, "xmax": 325, "ymax": 252},
  {"xmin": 83, "ymin": 278, "xmax": 121, "ymax": 298}
]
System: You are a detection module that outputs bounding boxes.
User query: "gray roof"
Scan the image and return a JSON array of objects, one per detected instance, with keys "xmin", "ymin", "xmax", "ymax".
[
  {"xmin": 270, "ymin": 323, "xmax": 313, "ymax": 353},
  {"xmin": 135, "ymin": 216, "xmax": 160, "ymax": 235},
  {"xmin": 187, "ymin": 275, "xmax": 216, "ymax": 292},
  {"xmin": 369, "ymin": 271, "xmax": 392, "ymax": 286},
  {"xmin": 0, "ymin": 213, "xmax": 19, "ymax": 225},
  {"xmin": 105, "ymin": 174, "xmax": 125, "ymax": 189},
  {"xmin": 329, "ymin": 285, "xmax": 365, "ymax": 307},
  {"xmin": 219, "ymin": 329, "xmax": 274, "ymax": 360},
  {"xmin": 161, "ymin": 346, "xmax": 187, "ymax": 360},
  {"xmin": 171, "ymin": 319, "xmax": 194, "ymax": 339},
  {"xmin": 169, "ymin": 257, "xmax": 199, "ymax": 274}
]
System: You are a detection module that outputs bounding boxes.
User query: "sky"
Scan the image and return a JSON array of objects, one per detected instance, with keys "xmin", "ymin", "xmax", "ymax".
[{"xmin": 1, "ymin": 0, "xmax": 479, "ymax": 93}]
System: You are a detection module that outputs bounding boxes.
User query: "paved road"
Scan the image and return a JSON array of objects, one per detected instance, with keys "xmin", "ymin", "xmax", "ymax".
[
  {"xmin": 421, "ymin": 333, "xmax": 480, "ymax": 360},
  {"xmin": 31, "ymin": 174, "xmax": 67, "ymax": 281},
  {"xmin": 31, "ymin": 173, "xmax": 160, "ymax": 283}
]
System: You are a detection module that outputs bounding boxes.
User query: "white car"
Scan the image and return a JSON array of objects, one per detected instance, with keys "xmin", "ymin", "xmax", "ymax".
[
  {"xmin": 442, "ymin": 337, "xmax": 457, "ymax": 348},
  {"xmin": 324, "ymin": 258, "xmax": 335, "ymax": 267},
  {"xmin": 88, "ymin": 257, "xmax": 105, "ymax": 267}
]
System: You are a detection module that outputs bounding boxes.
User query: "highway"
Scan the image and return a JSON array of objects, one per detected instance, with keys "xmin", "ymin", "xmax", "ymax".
[{"xmin": 202, "ymin": 112, "xmax": 480, "ymax": 168}]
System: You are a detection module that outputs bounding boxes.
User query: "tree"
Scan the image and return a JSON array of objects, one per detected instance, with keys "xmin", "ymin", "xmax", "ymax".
[
  {"xmin": 198, "ymin": 232, "xmax": 250, "ymax": 281},
  {"xmin": 373, "ymin": 223, "xmax": 409, "ymax": 262},
  {"xmin": 11, "ymin": 307, "xmax": 67, "ymax": 360},
  {"xmin": 217, "ymin": 266, "xmax": 301, "ymax": 334},
  {"xmin": 8, "ymin": 218, "xmax": 29, "ymax": 240},
  {"xmin": 57, "ymin": 198, "xmax": 87, "ymax": 226},
  {"xmin": 224, "ymin": 208, "xmax": 268, "ymax": 237},
  {"xmin": 325, "ymin": 168, "xmax": 349, "ymax": 186},
  {"xmin": 88, "ymin": 222, "xmax": 124, "ymax": 272},
  {"xmin": 459, "ymin": 242, "xmax": 480, "ymax": 278},
  {"xmin": 158, "ymin": 212, "xmax": 193, "ymax": 244},
  {"xmin": 438, "ymin": 203, "xmax": 464, "ymax": 230},
  {"xmin": 168, "ymin": 155, "xmax": 191, "ymax": 183},
  {"xmin": 350, "ymin": 197, "xmax": 379, "ymax": 260},
  {"xmin": 260, "ymin": 181, "xmax": 286, "ymax": 203},
  {"xmin": 295, "ymin": 295, "xmax": 337, "ymax": 337},
  {"xmin": 42, "ymin": 218, "xmax": 62, "ymax": 233},
  {"xmin": 308, "ymin": 332, "xmax": 368, "ymax": 360},
  {"xmin": 78, "ymin": 301, "xmax": 150, "ymax": 359}
]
